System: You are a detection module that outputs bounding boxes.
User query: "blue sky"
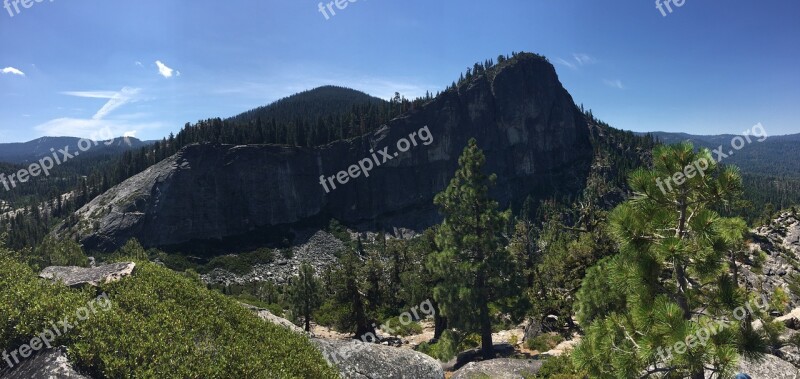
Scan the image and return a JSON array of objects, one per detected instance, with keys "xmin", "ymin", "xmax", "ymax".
[{"xmin": 0, "ymin": 0, "xmax": 798, "ymax": 143}]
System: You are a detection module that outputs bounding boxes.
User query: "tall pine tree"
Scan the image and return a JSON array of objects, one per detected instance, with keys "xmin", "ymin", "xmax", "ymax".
[{"xmin": 430, "ymin": 138, "xmax": 516, "ymax": 359}]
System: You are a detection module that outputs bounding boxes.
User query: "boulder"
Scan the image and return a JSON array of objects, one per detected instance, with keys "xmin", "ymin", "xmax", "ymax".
[
  {"xmin": 711, "ymin": 354, "xmax": 800, "ymax": 378},
  {"xmin": 0, "ymin": 347, "xmax": 89, "ymax": 379},
  {"xmin": 240, "ymin": 303, "xmax": 306, "ymax": 334},
  {"xmin": 777, "ymin": 307, "xmax": 800, "ymax": 330},
  {"xmin": 39, "ymin": 262, "xmax": 135, "ymax": 287},
  {"xmin": 447, "ymin": 343, "xmax": 516, "ymax": 371},
  {"xmin": 451, "ymin": 358, "xmax": 543, "ymax": 379},
  {"xmin": 313, "ymin": 338, "xmax": 444, "ymax": 379}
]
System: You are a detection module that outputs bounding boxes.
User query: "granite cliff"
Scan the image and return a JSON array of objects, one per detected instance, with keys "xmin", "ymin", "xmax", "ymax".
[{"xmin": 59, "ymin": 53, "xmax": 594, "ymax": 251}]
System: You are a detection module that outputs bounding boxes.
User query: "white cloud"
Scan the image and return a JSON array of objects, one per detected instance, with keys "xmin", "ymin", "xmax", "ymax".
[
  {"xmin": 135, "ymin": 61, "xmax": 144, "ymax": 68},
  {"xmin": 555, "ymin": 58, "xmax": 577, "ymax": 70},
  {"xmin": 61, "ymin": 91, "xmax": 119, "ymax": 99},
  {"xmin": 555, "ymin": 54, "xmax": 596, "ymax": 70},
  {"xmin": 92, "ymin": 87, "xmax": 141, "ymax": 120},
  {"xmin": 603, "ymin": 79, "xmax": 625, "ymax": 89},
  {"xmin": 1, "ymin": 67, "xmax": 25, "ymax": 76},
  {"xmin": 573, "ymin": 53, "xmax": 596, "ymax": 66},
  {"xmin": 37, "ymin": 87, "xmax": 149, "ymax": 139},
  {"xmin": 33, "ymin": 118, "xmax": 162, "ymax": 140},
  {"xmin": 155, "ymin": 60, "xmax": 176, "ymax": 78}
]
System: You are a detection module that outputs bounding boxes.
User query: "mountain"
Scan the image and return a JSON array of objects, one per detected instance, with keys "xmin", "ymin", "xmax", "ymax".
[
  {"xmin": 58, "ymin": 53, "xmax": 597, "ymax": 252},
  {"xmin": 228, "ymin": 85, "xmax": 387, "ymax": 125},
  {"xmin": 645, "ymin": 131, "xmax": 800, "ymax": 178},
  {"xmin": 0, "ymin": 136, "xmax": 152, "ymax": 164}
]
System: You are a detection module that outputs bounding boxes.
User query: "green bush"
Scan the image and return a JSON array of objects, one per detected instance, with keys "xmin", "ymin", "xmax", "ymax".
[
  {"xmin": 534, "ymin": 354, "xmax": 586, "ymax": 378},
  {"xmin": 70, "ymin": 262, "xmax": 338, "ymax": 378},
  {"xmin": 30, "ymin": 237, "xmax": 89, "ymax": 269},
  {"xmin": 0, "ymin": 250, "xmax": 90, "ymax": 352},
  {"xmin": 1, "ymin": 245, "xmax": 338, "ymax": 378},
  {"xmin": 526, "ymin": 333, "xmax": 564, "ymax": 352},
  {"xmin": 416, "ymin": 330, "xmax": 480, "ymax": 362},
  {"xmin": 380, "ymin": 318, "xmax": 423, "ymax": 337}
]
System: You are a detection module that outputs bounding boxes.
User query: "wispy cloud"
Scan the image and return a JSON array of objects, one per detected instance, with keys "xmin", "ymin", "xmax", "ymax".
[
  {"xmin": 92, "ymin": 87, "xmax": 141, "ymax": 120},
  {"xmin": 1, "ymin": 67, "xmax": 25, "ymax": 76},
  {"xmin": 134, "ymin": 61, "xmax": 144, "ymax": 68},
  {"xmin": 62, "ymin": 87, "xmax": 141, "ymax": 119},
  {"xmin": 573, "ymin": 53, "xmax": 596, "ymax": 66},
  {"xmin": 555, "ymin": 53, "xmax": 596, "ymax": 70},
  {"xmin": 33, "ymin": 118, "xmax": 162, "ymax": 140},
  {"xmin": 603, "ymin": 79, "xmax": 625, "ymax": 89},
  {"xmin": 155, "ymin": 60, "xmax": 177, "ymax": 78},
  {"xmin": 36, "ymin": 87, "xmax": 149, "ymax": 139},
  {"xmin": 555, "ymin": 58, "xmax": 577, "ymax": 70},
  {"xmin": 61, "ymin": 91, "xmax": 120, "ymax": 99}
]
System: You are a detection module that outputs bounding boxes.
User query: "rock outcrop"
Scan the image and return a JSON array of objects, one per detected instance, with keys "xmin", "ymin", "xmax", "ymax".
[
  {"xmin": 201, "ymin": 230, "xmax": 343, "ymax": 286},
  {"xmin": 59, "ymin": 53, "xmax": 593, "ymax": 252},
  {"xmin": 39, "ymin": 262, "xmax": 135, "ymax": 287},
  {"xmin": 240, "ymin": 304, "xmax": 306, "ymax": 334},
  {"xmin": 741, "ymin": 212, "xmax": 800, "ymax": 309},
  {"xmin": 0, "ymin": 347, "xmax": 89, "ymax": 379},
  {"xmin": 451, "ymin": 358, "xmax": 543, "ymax": 379},
  {"xmin": 313, "ymin": 338, "xmax": 444, "ymax": 379},
  {"xmin": 243, "ymin": 302, "xmax": 444, "ymax": 378},
  {"xmin": 715, "ymin": 354, "xmax": 800, "ymax": 378}
]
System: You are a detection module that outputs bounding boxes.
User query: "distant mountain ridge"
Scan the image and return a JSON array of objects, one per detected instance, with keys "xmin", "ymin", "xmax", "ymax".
[
  {"xmin": 643, "ymin": 131, "xmax": 800, "ymax": 178},
  {"xmin": 0, "ymin": 136, "xmax": 152, "ymax": 164},
  {"xmin": 228, "ymin": 85, "xmax": 386, "ymax": 125}
]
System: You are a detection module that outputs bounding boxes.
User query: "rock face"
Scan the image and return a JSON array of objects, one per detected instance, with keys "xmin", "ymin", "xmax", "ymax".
[
  {"xmin": 313, "ymin": 338, "xmax": 444, "ymax": 379},
  {"xmin": 741, "ymin": 212, "xmax": 800, "ymax": 308},
  {"xmin": 451, "ymin": 358, "xmax": 543, "ymax": 379},
  {"xmin": 59, "ymin": 53, "xmax": 593, "ymax": 252},
  {"xmin": 716, "ymin": 354, "xmax": 800, "ymax": 378},
  {"xmin": 0, "ymin": 347, "xmax": 89, "ymax": 379},
  {"xmin": 39, "ymin": 262, "xmax": 135, "ymax": 287}
]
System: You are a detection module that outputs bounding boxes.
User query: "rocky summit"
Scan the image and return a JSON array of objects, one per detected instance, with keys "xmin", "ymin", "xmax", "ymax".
[{"xmin": 58, "ymin": 53, "xmax": 593, "ymax": 252}]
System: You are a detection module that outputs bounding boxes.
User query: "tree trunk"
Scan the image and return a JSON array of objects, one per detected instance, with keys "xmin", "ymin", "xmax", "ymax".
[
  {"xmin": 477, "ymin": 269, "xmax": 494, "ymax": 359},
  {"xmin": 675, "ymin": 200, "xmax": 692, "ymax": 320},
  {"xmin": 480, "ymin": 300, "xmax": 494, "ymax": 359},
  {"xmin": 433, "ymin": 301, "xmax": 448, "ymax": 340}
]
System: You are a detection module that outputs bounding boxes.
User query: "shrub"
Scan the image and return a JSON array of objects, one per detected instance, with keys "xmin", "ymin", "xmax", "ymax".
[
  {"xmin": 69, "ymin": 262, "xmax": 338, "ymax": 378},
  {"xmin": 534, "ymin": 354, "xmax": 586, "ymax": 378},
  {"xmin": 1, "ymin": 245, "xmax": 337, "ymax": 378},
  {"xmin": 0, "ymin": 251, "xmax": 89, "ymax": 352},
  {"xmin": 769, "ymin": 287, "xmax": 790, "ymax": 314},
  {"xmin": 526, "ymin": 333, "xmax": 564, "ymax": 352},
  {"xmin": 416, "ymin": 330, "xmax": 480, "ymax": 362},
  {"xmin": 30, "ymin": 237, "xmax": 89, "ymax": 269},
  {"xmin": 380, "ymin": 318, "xmax": 423, "ymax": 337}
]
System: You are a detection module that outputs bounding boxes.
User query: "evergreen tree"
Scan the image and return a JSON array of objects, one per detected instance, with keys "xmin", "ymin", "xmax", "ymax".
[
  {"xmin": 430, "ymin": 138, "xmax": 515, "ymax": 358},
  {"xmin": 573, "ymin": 143, "xmax": 759, "ymax": 378},
  {"xmin": 290, "ymin": 261, "xmax": 322, "ymax": 332}
]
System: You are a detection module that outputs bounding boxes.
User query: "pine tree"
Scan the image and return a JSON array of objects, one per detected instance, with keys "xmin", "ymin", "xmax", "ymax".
[
  {"xmin": 573, "ymin": 143, "xmax": 758, "ymax": 378},
  {"xmin": 290, "ymin": 261, "xmax": 322, "ymax": 332},
  {"xmin": 430, "ymin": 138, "xmax": 515, "ymax": 359}
]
